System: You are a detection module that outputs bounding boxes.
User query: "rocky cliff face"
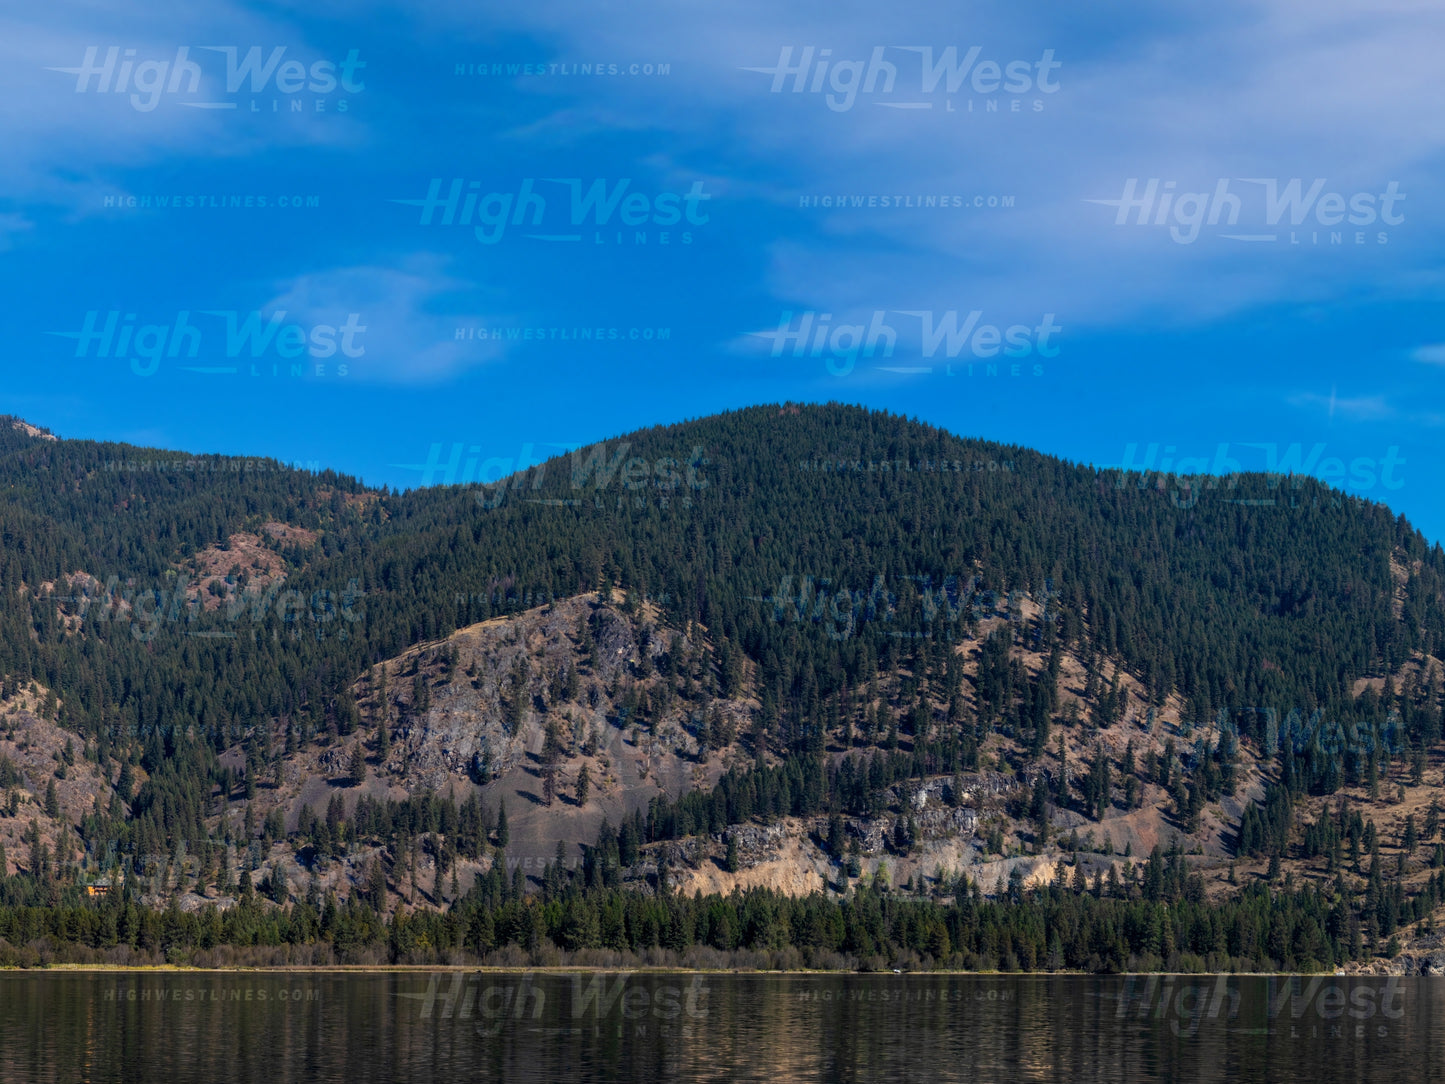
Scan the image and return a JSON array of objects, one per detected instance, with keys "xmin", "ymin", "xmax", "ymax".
[
  {"xmin": 0, "ymin": 685, "xmax": 118, "ymax": 878},
  {"xmin": 358, "ymin": 591, "xmax": 750, "ymax": 796},
  {"xmin": 19, "ymin": 582, "xmax": 1445, "ymax": 968}
]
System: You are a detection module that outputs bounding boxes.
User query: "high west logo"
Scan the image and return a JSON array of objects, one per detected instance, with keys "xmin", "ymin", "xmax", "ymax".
[
  {"xmin": 1086, "ymin": 178, "xmax": 1405, "ymax": 244},
  {"xmin": 474, "ymin": 441, "xmax": 711, "ymax": 510},
  {"xmin": 754, "ymin": 572, "xmax": 1052, "ymax": 641},
  {"xmin": 742, "ymin": 45, "xmax": 1061, "ymax": 113},
  {"xmin": 752, "ymin": 310, "xmax": 1061, "ymax": 375},
  {"xmin": 392, "ymin": 178, "xmax": 711, "ymax": 245},
  {"xmin": 1117, "ymin": 976, "xmax": 1405, "ymax": 1039},
  {"xmin": 51, "ymin": 310, "xmax": 365, "ymax": 376},
  {"xmin": 47, "ymin": 46, "xmax": 364, "ymax": 113},
  {"xmin": 394, "ymin": 442, "xmax": 578, "ymax": 488},
  {"xmin": 402, "ymin": 972, "xmax": 709, "ymax": 1039},
  {"xmin": 1116, "ymin": 442, "xmax": 1406, "ymax": 493}
]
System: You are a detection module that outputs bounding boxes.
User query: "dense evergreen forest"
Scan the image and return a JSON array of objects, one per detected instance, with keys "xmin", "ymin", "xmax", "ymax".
[
  {"xmin": 4, "ymin": 403, "xmax": 1438, "ymax": 758},
  {"xmin": 1, "ymin": 403, "xmax": 1443, "ymax": 971},
  {"xmin": 3, "ymin": 826, "xmax": 1435, "ymax": 973}
]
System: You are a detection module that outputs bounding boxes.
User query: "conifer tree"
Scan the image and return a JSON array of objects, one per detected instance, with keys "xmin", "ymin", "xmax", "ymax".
[{"xmin": 576, "ymin": 764, "xmax": 590, "ymax": 806}]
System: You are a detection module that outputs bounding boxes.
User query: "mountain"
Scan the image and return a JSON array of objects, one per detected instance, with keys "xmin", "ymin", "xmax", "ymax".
[{"xmin": 0, "ymin": 403, "xmax": 1443, "ymax": 973}]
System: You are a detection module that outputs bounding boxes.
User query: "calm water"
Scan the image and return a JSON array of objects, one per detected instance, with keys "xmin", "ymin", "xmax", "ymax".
[{"xmin": 0, "ymin": 970, "xmax": 1440, "ymax": 1083}]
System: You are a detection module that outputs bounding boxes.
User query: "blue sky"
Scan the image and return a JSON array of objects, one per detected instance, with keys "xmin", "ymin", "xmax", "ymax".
[{"xmin": 5, "ymin": 1, "xmax": 1445, "ymax": 537}]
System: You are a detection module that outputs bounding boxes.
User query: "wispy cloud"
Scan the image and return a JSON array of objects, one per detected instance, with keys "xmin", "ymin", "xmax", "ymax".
[
  {"xmin": 0, "ymin": 3, "xmax": 369, "ymax": 219},
  {"xmin": 262, "ymin": 257, "xmax": 508, "ymax": 384},
  {"xmin": 1287, "ymin": 389, "xmax": 1395, "ymax": 422},
  {"xmin": 395, "ymin": 0, "xmax": 1445, "ymax": 330}
]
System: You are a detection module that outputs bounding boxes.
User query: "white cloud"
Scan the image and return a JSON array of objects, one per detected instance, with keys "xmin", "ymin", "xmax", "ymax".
[
  {"xmin": 261, "ymin": 257, "xmax": 508, "ymax": 383},
  {"xmin": 14, "ymin": 0, "xmax": 1445, "ymax": 337},
  {"xmin": 368, "ymin": 0, "xmax": 1445, "ymax": 330},
  {"xmin": 0, "ymin": 2, "xmax": 369, "ymax": 219}
]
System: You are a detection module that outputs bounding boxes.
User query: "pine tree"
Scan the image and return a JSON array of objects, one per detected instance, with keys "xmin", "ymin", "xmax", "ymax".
[
  {"xmin": 576, "ymin": 764, "xmax": 590, "ymax": 806},
  {"xmin": 1030, "ymin": 773, "xmax": 1051, "ymax": 839},
  {"xmin": 368, "ymin": 858, "xmax": 387, "ymax": 911},
  {"xmin": 116, "ymin": 760, "xmax": 134, "ymax": 805}
]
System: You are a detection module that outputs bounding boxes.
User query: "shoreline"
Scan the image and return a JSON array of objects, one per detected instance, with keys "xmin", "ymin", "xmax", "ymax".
[{"xmin": 6, "ymin": 963, "xmax": 1367, "ymax": 977}]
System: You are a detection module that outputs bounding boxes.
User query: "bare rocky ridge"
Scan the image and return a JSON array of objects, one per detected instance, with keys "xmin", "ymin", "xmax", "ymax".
[
  {"xmin": 8, "ymin": 580, "xmax": 1445, "ymax": 961},
  {"xmin": 226, "ymin": 586, "xmax": 1445, "ymax": 932},
  {"xmin": 0, "ymin": 682, "xmax": 118, "ymax": 878},
  {"xmin": 9, "ymin": 421, "xmax": 56, "ymax": 442}
]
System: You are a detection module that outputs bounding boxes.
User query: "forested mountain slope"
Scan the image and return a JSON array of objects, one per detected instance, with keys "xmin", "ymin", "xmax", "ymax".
[
  {"xmin": 3, "ymin": 403, "xmax": 1437, "ymax": 754},
  {"xmin": 2, "ymin": 404, "xmax": 1444, "ymax": 973}
]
